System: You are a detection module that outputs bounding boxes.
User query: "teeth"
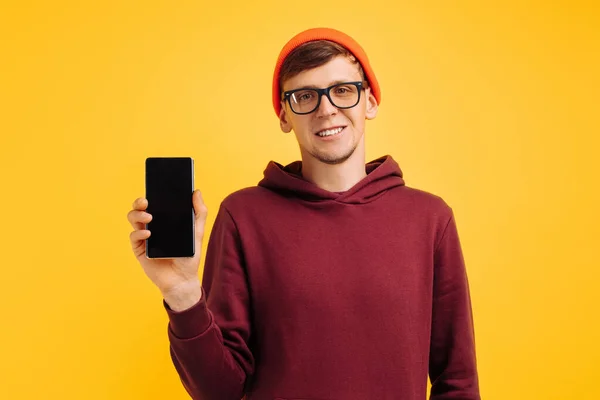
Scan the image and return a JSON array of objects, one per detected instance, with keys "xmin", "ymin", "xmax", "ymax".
[{"xmin": 317, "ymin": 127, "xmax": 343, "ymax": 137}]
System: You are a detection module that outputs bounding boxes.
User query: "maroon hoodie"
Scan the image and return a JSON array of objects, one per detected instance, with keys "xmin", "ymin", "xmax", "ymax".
[{"xmin": 164, "ymin": 155, "xmax": 480, "ymax": 400}]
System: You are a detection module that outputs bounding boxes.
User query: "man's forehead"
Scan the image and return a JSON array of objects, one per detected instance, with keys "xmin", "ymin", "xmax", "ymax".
[{"xmin": 282, "ymin": 57, "xmax": 363, "ymax": 91}]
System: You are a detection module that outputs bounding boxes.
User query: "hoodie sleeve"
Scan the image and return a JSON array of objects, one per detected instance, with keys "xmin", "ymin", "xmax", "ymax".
[
  {"xmin": 163, "ymin": 205, "xmax": 254, "ymax": 400},
  {"xmin": 429, "ymin": 211, "xmax": 481, "ymax": 400}
]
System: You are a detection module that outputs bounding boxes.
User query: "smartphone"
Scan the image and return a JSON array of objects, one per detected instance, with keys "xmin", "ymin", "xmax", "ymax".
[{"xmin": 145, "ymin": 157, "xmax": 195, "ymax": 259}]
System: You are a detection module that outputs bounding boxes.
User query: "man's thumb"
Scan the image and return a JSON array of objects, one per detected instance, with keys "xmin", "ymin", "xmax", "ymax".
[{"xmin": 192, "ymin": 190, "xmax": 208, "ymax": 223}]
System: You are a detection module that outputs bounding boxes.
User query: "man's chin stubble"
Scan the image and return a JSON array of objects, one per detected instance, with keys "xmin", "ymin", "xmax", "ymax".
[{"xmin": 311, "ymin": 145, "xmax": 356, "ymax": 165}]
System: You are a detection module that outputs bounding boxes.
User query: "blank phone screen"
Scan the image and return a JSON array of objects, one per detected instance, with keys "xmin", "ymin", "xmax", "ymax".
[{"xmin": 145, "ymin": 157, "xmax": 195, "ymax": 258}]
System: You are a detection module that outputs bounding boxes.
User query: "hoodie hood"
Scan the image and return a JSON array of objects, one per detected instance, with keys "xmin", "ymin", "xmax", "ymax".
[{"xmin": 257, "ymin": 155, "xmax": 405, "ymax": 204}]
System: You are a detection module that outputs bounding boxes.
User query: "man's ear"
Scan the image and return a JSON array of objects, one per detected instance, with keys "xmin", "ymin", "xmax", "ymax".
[
  {"xmin": 365, "ymin": 88, "xmax": 378, "ymax": 120},
  {"xmin": 279, "ymin": 102, "xmax": 293, "ymax": 133}
]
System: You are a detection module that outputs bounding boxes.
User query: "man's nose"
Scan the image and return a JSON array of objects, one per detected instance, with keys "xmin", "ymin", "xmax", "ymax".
[{"xmin": 315, "ymin": 93, "xmax": 338, "ymax": 117}]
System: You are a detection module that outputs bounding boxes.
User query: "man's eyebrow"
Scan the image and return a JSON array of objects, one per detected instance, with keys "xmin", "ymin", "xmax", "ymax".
[{"xmin": 288, "ymin": 80, "xmax": 355, "ymax": 91}]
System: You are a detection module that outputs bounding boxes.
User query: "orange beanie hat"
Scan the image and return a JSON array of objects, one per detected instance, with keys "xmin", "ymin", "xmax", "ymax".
[{"xmin": 272, "ymin": 27, "xmax": 381, "ymax": 117}]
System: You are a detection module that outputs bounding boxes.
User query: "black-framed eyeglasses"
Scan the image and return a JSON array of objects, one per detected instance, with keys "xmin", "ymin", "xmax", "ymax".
[{"xmin": 282, "ymin": 81, "xmax": 365, "ymax": 115}]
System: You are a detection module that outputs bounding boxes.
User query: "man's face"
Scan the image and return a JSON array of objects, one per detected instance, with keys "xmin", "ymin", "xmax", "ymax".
[{"xmin": 279, "ymin": 55, "xmax": 378, "ymax": 165}]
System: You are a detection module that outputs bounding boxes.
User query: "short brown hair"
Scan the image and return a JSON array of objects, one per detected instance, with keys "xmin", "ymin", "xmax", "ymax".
[{"xmin": 278, "ymin": 40, "xmax": 368, "ymax": 93}]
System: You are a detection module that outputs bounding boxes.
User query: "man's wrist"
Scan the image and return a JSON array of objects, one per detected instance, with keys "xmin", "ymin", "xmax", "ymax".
[{"xmin": 162, "ymin": 280, "xmax": 203, "ymax": 312}]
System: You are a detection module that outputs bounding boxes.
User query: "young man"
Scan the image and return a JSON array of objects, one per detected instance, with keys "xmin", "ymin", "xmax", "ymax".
[{"xmin": 128, "ymin": 27, "xmax": 480, "ymax": 400}]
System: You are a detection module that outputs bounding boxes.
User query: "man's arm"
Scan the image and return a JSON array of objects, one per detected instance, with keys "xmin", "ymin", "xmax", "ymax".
[
  {"xmin": 429, "ymin": 211, "xmax": 481, "ymax": 399},
  {"xmin": 164, "ymin": 204, "xmax": 254, "ymax": 400}
]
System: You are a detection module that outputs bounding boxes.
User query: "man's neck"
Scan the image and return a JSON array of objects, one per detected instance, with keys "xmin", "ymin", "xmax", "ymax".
[{"xmin": 300, "ymin": 143, "xmax": 367, "ymax": 193}]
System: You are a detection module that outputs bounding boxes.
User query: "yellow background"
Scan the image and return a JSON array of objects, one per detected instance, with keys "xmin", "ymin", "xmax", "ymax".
[{"xmin": 1, "ymin": 1, "xmax": 598, "ymax": 399}]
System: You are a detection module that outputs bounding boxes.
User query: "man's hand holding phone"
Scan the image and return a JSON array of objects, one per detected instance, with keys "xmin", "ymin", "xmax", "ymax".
[{"xmin": 127, "ymin": 190, "xmax": 208, "ymax": 311}]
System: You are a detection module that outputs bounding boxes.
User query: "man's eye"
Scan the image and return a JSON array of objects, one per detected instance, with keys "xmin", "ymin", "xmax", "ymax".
[
  {"xmin": 334, "ymin": 85, "xmax": 356, "ymax": 95},
  {"xmin": 297, "ymin": 92, "xmax": 315, "ymax": 101}
]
